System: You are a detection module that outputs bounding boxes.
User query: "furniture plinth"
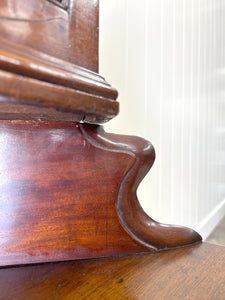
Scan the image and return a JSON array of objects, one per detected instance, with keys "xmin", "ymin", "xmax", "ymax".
[{"xmin": 0, "ymin": 120, "xmax": 201, "ymax": 266}]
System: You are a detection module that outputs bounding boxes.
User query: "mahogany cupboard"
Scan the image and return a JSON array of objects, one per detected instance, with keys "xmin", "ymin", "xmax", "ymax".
[{"xmin": 0, "ymin": 0, "xmax": 202, "ymax": 267}]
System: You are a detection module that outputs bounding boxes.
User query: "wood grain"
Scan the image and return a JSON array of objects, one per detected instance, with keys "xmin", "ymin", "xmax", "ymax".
[
  {"xmin": 0, "ymin": 69, "xmax": 118, "ymax": 124},
  {"xmin": 69, "ymin": 0, "xmax": 99, "ymax": 72},
  {"xmin": 0, "ymin": 0, "xmax": 202, "ymax": 270},
  {"xmin": 0, "ymin": 101, "xmax": 86, "ymax": 123},
  {"xmin": 0, "ymin": 1, "xmax": 117, "ymax": 123},
  {"xmin": 0, "ymin": 243, "xmax": 224, "ymax": 300},
  {"xmin": 0, "ymin": 0, "xmax": 69, "ymax": 60},
  {"xmin": 0, "ymin": 120, "xmax": 201, "ymax": 267},
  {"xmin": 0, "ymin": 120, "xmax": 149, "ymax": 267},
  {"xmin": 0, "ymin": 36, "xmax": 118, "ymax": 100},
  {"xmin": 0, "ymin": 0, "xmax": 99, "ymax": 71},
  {"xmin": 80, "ymin": 124, "xmax": 202, "ymax": 250},
  {"xmin": 0, "ymin": 35, "xmax": 118, "ymax": 123}
]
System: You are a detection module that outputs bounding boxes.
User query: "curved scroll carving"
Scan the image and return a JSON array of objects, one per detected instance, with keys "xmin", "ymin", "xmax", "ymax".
[{"xmin": 80, "ymin": 124, "xmax": 202, "ymax": 251}]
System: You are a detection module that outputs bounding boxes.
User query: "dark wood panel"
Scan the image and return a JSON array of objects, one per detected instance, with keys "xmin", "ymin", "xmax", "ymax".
[
  {"xmin": 0, "ymin": 36, "xmax": 117, "ymax": 100},
  {"xmin": 69, "ymin": 0, "xmax": 99, "ymax": 72},
  {"xmin": 81, "ymin": 124, "xmax": 202, "ymax": 249},
  {"xmin": 0, "ymin": 0, "xmax": 100, "ymax": 71},
  {"xmin": 0, "ymin": 120, "xmax": 149, "ymax": 266},
  {"xmin": 0, "ymin": 243, "xmax": 224, "ymax": 299},
  {"xmin": 0, "ymin": 0, "xmax": 69, "ymax": 60},
  {"xmin": 0, "ymin": 70, "xmax": 118, "ymax": 124},
  {"xmin": 0, "ymin": 121, "xmax": 201, "ymax": 267}
]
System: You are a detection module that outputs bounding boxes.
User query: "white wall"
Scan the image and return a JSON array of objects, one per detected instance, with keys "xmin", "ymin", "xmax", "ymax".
[{"xmin": 99, "ymin": 0, "xmax": 225, "ymax": 239}]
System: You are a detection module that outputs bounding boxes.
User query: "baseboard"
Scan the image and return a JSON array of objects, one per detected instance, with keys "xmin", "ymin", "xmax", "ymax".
[{"xmin": 195, "ymin": 199, "xmax": 225, "ymax": 240}]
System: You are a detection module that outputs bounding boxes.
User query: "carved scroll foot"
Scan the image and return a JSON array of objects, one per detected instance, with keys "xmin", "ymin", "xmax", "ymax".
[
  {"xmin": 0, "ymin": 121, "xmax": 201, "ymax": 267},
  {"xmin": 80, "ymin": 124, "xmax": 202, "ymax": 251}
]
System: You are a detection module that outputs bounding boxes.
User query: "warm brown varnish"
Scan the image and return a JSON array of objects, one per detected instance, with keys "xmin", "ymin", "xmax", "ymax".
[
  {"xmin": 0, "ymin": 120, "xmax": 201, "ymax": 267},
  {"xmin": 0, "ymin": 0, "xmax": 99, "ymax": 71},
  {"xmin": 0, "ymin": 120, "xmax": 148, "ymax": 266},
  {"xmin": 0, "ymin": 0, "xmax": 202, "ymax": 270},
  {"xmin": 0, "ymin": 0, "xmax": 69, "ymax": 61},
  {"xmin": 0, "ymin": 243, "xmax": 224, "ymax": 300}
]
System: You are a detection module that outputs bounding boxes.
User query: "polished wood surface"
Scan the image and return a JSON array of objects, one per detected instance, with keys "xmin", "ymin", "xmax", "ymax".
[
  {"xmin": 0, "ymin": 0, "xmax": 69, "ymax": 60},
  {"xmin": 69, "ymin": 0, "xmax": 99, "ymax": 72},
  {"xmin": 0, "ymin": 36, "xmax": 117, "ymax": 100},
  {"xmin": 0, "ymin": 36, "xmax": 118, "ymax": 123},
  {"xmin": 0, "ymin": 0, "xmax": 203, "ymax": 271},
  {"xmin": 0, "ymin": 120, "xmax": 147, "ymax": 266},
  {"xmin": 0, "ymin": 0, "xmax": 99, "ymax": 71},
  {"xmin": 0, "ymin": 120, "xmax": 201, "ymax": 267},
  {"xmin": 81, "ymin": 124, "xmax": 202, "ymax": 249},
  {"xmin": 0, "ymin": 70, "xmax": 118, "ymax": 124},
  {"xmin": 0, "ymin": 243, "xmax": 224, "ymax": 299}
]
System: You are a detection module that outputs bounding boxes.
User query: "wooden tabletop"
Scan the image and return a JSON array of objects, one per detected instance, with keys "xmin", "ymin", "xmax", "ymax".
[{"xmin": 0, "ymin": 243, "xmax": 224, "ymax": 299}]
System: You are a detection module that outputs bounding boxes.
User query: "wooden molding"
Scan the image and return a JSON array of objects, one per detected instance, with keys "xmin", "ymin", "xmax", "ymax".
[
  {"xmin": 0, "ymin": 37, "xmax": 117, "ymax": 99},
  {"xmin": 0, "ymin": 37, "xmax": 118, "ymax": 123}
]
